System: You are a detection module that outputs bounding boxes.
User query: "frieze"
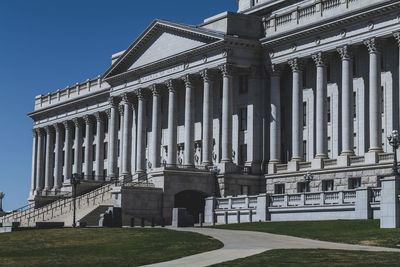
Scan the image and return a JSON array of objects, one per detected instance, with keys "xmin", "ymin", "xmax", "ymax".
[{"xmin": 140, "ymin": 64, "xmax": 184, "ymax": 84}]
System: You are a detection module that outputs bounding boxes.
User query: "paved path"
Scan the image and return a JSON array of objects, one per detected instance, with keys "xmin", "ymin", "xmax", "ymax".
[{"xmin": 144, "ymin": 227, "xmax": 400, "ymax": 267}]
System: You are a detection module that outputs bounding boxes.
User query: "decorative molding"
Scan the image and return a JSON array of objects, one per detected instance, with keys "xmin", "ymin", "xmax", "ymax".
[
  {"xmin": 44, "ymin": 125, "xmax": 54, "ymax": 134},
  {"xmin": 288, "ymin": 58, "xmax": 303, "ymax": 72},
  {"xmin": 312, "ymin": 52, "xmax": 327, "ymax": 67},
  {"xmin": 269, "ymin": 64, "xmax": 282, "ymax": 76},
  {"xmin": 72, "ymin": 118, "xmax": 83, "ymax": 128},
  {"xmin": 181, "ymin": 74, "xmax": 195, "ymax": 88},
  {"xmin": 118, "ymin": 105, "xmax": 124, "ymax": 115},
  {"xmin": 135, "ymin": 88, "xmax": 146, "ymax": 101},
  {"xmin": 364, "ymin": 38, "xmax": 380, "ymax": 54},
  {"xmin": 150, "ymin": 84, "xmax": 161, "ymax": 96},
  {"xmin": 94, "ymin": 112, "xmax": 105, "ymax": 123},
  {"xmin": 83, "ymin": 115, "xmax": 94, "ymax": 126},
  {"xmin": 337, "ymin": 45, "xmax": 352, "ymax": 61},
  {"xmin": 200, "ymin": 69, "xmax": 215, "ymax": 82},
  {"xmin": 62, "ymin": 121, "xmax": 72, "ymax": 130},
  {"xmin": 121, "ymin": 93, "xmax": 133, "ymax": 105},
  {"xmin": 35, "ymin": 128, "xmax": 45, "ymax": 135},
  {"xmin": 54, "ymin": 123, "xmax": 63, "ymax": 133},
  {"xmin": 219, "ymin": 63, "xmax": 235, "ymax": 77},
  {"xmin": 393, "ymin": 32, "xmax": 400, "ymax": 46},
  {"xmin": 108, "ymin": 96, "xmax": 119, "ymax": 108},
  {"xmin": 105, "ymin": 109, "xmax": 112, "ymax": 119},
  {"xmin": 165, "ymin": 79, "xmax": 178, "ymax": 93}
]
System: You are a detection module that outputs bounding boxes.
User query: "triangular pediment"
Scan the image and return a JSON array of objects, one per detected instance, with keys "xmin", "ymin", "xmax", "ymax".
[{"xmin": 103, "ymin": 20, "xmax": 225, "ymax": 81}]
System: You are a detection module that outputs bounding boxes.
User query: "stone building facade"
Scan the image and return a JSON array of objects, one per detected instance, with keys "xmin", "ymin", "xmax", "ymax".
[{"xmin": 25, "ymin": 0, "xmax": 400, "ymax": 223}]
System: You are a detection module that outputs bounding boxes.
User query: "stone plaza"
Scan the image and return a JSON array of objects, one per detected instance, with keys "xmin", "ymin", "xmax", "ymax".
[{"xmin": 2, "ymin": 0, "xmax": 400, "ymax": 227}]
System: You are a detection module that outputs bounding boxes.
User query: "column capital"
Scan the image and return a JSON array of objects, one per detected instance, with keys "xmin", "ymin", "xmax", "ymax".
[
  {"xmin": 200, "ymin": 69, "xmax": 216, "ymax": 82},
  {"xmin": 364, "ymin": 38, "xmax": 381, "ymax": 54},
  {"xmin": 135, "ymin": 88, "xmax": 146, "ymax": 101},
  {"xmin": 181, "ymin": 74, "xmax": 195, "ymax": 88},
  {"xmin": 393, "ymin": 32, "xmax": 400, "ymax": 46},
  {"xmin": 219, "ymin": 63, "xmax": 235, "ymax": 77},
  {"xmin": 118, "ymin": 104, "xmax": 124, "ymax": 115},
  {"xmin": 337, "ymin": 45, "xmax": 353, "ymax": 61},
  {"xmin": 312, "ymin": 52, "xmax": 328, "ymax": 67},
  {"xmin": 72, "ymin": 117, "xmax": 83, "ymax": 128},
  {"xmin": 32, "ymin": 129, "xmax": 37, "ymax": 137},
  {"xmin": 62, "ymin": 121, "xmax": 72, "ymax": 130},
  {"xmin": 35, "ymin": 128, "xmax": 45, "ymax": 135},
  {"xmin": 108, "ymin": 96, "xmax": 119, "ymax": 108},
  {"xmin": 44, "ymin": 125, "xmax": 55, "ymax": 134},
  {"xmin": 105, "ymin": 109, "xmax": 112, "ymax": 119},
  {"xmin": 150, "ymin": 84, "xmax": 162, "ymax": 96},
  {"xmin": 121, "ymin": 93, "xmax": 133, "ymax": 105},
  {"xmin": 288, "ymin": 58, "xmax": 304, "ymax": 72},
  {"xmin": 54, "ymin": 123, "xmax": 63, "ymax": 133},
  {"xmin": 83, "ymin": 115, "xmax": 94, "ymax": 126},
  {"xmin": 268, "ymin": 64, "xmax": 282, "ymax": 76},
  {"xmin": 165, "ymin": 79, "xmax": 179, "ymax": 93},
  {"xmin": 94, "ymin": 112, "xmax": 105, "ymax": 123}
]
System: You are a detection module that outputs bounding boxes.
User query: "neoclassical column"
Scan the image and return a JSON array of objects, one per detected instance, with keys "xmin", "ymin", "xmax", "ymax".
[
  {"xmin": 44, "ymin": 125, "xmax": 54, "ymax": 191},
  {"xmin": 107, "ymin": 97, "xmax": 119, "ymax": 178},
  {"xmin": 130, "ymin": 103, "xmax": 137, "ymax": 173},
  {"xmin": 166, "ymin": 80, "xmax": 178, "ymax": 167},
  {"xmin": 94, "ymin": 112, "xmax": 105, "ymax": 179},
  {"xmin": 63, "ymin": 121, "xmax": 73, "ymax": 182},
  {"xmin": 150, "ymin": 85, "xmax": 162, "ymax": 169},
  {"xmin": 53, "ymin": 124, "xmax": 63, "ymax": 189},
  {"xmin": 364, "ymin": 38, "xmax": 383, "ymax": 153},
  {"xmin": 35, "ymin": 128, "xmax": 45, "ymax": 192},
  {"xmin": 394, "ymin": 32, "xmax": 400, "ymax": 132},
  {"xmin": 288, "ymin": 58, "xmax": 304, "ymax": 161},
  {"xmin": 118, "ymin": 104, "xmax": 124, "ymax": 175},
  {"xmin": 338, "ymin": 45, "xmax": 354, "ymax": 156},
  {"xmin": 83, "ymin": 115, "xmax": 94, "ymax": 179},
  {"xmin": 72, "ymin": 118, "xmax": 83, "ymax": 175},
  {"xmin": 201, "ymin": 69, "xmax": 214, "ymax": 166},
  {"xmin": 182, "ymin": 75, "xmax": 195, "ymax": 167},
  {"xmin": 30, "ymin": 130, "xmax": 38, "ymax": 195},
  {"xmin": 312, "ymin": 52, "xmax": 328, "ymax": 159},
  {"xmin": 219, "ymin": 64, "xmax": 234, "ymax": 163},
  {"xmin": 269, "ymin": 64, "xmax": 281, "ymax": 163},
  {"xmin": 121, "ymin": 94, "xmax": 133, "ymax": 175},
  {"xmin": 135, "ymin": 89, "xmax": 146, "ymax": 174}
]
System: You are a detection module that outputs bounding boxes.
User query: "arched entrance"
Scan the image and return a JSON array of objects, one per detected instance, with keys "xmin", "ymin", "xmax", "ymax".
[{"xmin": 174, "ymin": 190, "xmax": 208, "ymax": 223}]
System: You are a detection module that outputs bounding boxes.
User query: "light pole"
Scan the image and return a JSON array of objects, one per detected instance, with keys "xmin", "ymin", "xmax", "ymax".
[
  {"xmin": 71, "ymin": 173, "xmax": 82, "ymax": 228},
  {"xmin": 0, "ymin": 192, "xmax": 4, "ymax": 212},
  {"xmin": 304, "ymin": 172, "xmax": 314, "ymax": 192},
  {"xmin": 388, "ymin": 130, "xmax": 400, "ymax": 176}
]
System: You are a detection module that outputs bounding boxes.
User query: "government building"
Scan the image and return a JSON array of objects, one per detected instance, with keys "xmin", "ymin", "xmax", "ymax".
[{"xmin": 2, "ymin": 0, "xmax": 400, "ymax": 227}]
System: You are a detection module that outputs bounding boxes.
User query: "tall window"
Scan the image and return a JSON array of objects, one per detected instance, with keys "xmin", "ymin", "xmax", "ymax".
[
  {"xmin": 353, "ymin": 92, "xmax": 357, "ymax": 118},
  {"xmin": 239, "ymin": 144, "xmax": 247, "ymax": 166},
  {"xmin": 82, "ymin": 147, "xmax": 85, "ymax": 163},
  {"xmin": 239, "ymin": 75, "xmax": 248, "ymax": 94},
  {"xmin": 297, "ymin": 182, "xmax": 309, "ymax": 193},
  {"xmin": 104, "ymin": 142, "xmax": 108, "ymax": 160},
  {"xmin": 328, "ymin": 137, "xmax": 332, "ymax": 158},
  {"xmin": 303, "ymin": 102, "xmax": 307, "ymax": 127},
  {"xmin": 274, "ymin": 184, "xmax": 285, "ymax": 194},
  {"xmin": 303, "ymin": 140, "xmax": 307, "ymax": 160},
  {"xmin": 72, "ymin": 149, "xmax": 75, "ymax": 165},
  {"xmin": 381, "ymin": 86, "xmax": 385, "ymax": 114},
  {"xmin": 327, "ymin": 97, "xmax": 331, "ymax": 123},
  {"xmin": 92, "ymin": 144, "xmax": 96, "ymax": 161},
  {"xmin": 239, "ymin": 107, "xmax": 248, "ymax": 131},
  {"xmin": 322, "ymin": 180, "xmax": 334, "ymax": 191},
  {"xmin": 353, "ymin": 133, "xmax": 357, "ymax": 151},
  {"xmin": 349, "ymin": 177, "xmax": 361, "ymax": 189},
  {"xmin": 327, "ymin": 64, "xmax": 331, "ymax": 83},
  {"xmin": 104, "ymin": 119, "xmax": 109, "ymax": 133},
  {"xmin": 118, "ymin": 140, "xmax": 121, "ymax": 157}
]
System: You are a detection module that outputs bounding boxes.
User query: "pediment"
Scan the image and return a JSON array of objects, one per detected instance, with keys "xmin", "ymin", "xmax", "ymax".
[{"xmin": 103, "ymin": 20, "xmax": 224, "ymax": 81}]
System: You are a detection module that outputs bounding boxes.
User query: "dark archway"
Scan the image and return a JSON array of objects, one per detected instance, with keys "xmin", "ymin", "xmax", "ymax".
[{"xmin": 174, "ymin": 190, "xmax": 208, "ymax": 223}]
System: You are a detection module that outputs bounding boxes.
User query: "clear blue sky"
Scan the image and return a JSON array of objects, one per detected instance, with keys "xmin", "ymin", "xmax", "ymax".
[{"xmin": 0, "ymin": 0, "xmax": 237, "ymax": 210}]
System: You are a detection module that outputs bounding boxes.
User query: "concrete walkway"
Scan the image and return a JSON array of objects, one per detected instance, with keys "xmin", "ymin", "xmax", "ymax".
[{"xmin": 143, "ymin": 227, "xmax": 400, "ymax": 267}]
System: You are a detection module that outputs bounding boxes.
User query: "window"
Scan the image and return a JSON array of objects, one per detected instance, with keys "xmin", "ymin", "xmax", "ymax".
[
  {"xmin": 93, "ymin": 145, "xmax": 96, "ymax": 161},
  {"xmin": 239, "ymin": 75, "xmax": 248, "ymax": 94},
  {"xmin": 353, "ymin": 133, "xmax": 357, "ymax": 151},
  {"xmin": 241, "ymin": 185, "xmax": 249, "ymax": 195},
  {"xmin": 328, "ymin": 137, "xmax": 332, "ymax": 158},
  {"xmin": 327, "ymin": 97, "xmax": 331, "ymax": 123},
  {"xmin": 82, "ymin": 147, "xmax": 85, "ymax": 163},
  {"xmin": 72, "ymin": 149, "xmax": 75, "ymax": 164},
  {"xmin": 62, "ymin": 151, "xmax": 65, "ymax": 166},
  {"xmin": 381, "ymin": 86, "xmax": 384, "ymax": 115},
  {"xmin": 297, "ymin": 182, "xmax": 309, "ymax": 193},
  {"xmin": 104, "ymin": 142, "xmax": 108, "ymax": 160},
  {"xmin": 322, "ymin": 180, "xmax": 334, "ymax": 191},
  {"xmin": 349, "ymin": 177, "xmax": 362, "ymax": 189},
  {"xmin": 353, "ymin": 92, "xmax": 357, "ymax": 118},
  {"xmin": 118, "ymin": 140, "xmax": 121, "ymax": 157},
  {"xmin": 303, "ymin": 102, "xmax": 307, "ymax": 127},
  {"xmin": 239, "ymin": 144, "xmax": 247, "ymax": 166},
  {"xmin": 382, "ymin": 129, "xmax": 385, "ymax": 148},
  {"xmin": 103, "ymin": 169, "xmax": 107, "ymax": 179},
  {"xmin": 327, "ymin": 64, "xmax": 331, "ymax": 83},
  {"xmin": 93, "ymin": 124, "xmax": 97, "ymax": 135},
  {"xmin": 274, "ymin": 184, "xmax": 285, "ymax": 194},
  {"xmin": 303, "ymin": 141, "xmax": 307, "ymax": 160},
  {"xmin": 104, "ymin": 119, "xmax": 109, "ymax": 133},
  {"xmin": 239, "ymin": 107, "xmax": 248, "ymax": 131}
]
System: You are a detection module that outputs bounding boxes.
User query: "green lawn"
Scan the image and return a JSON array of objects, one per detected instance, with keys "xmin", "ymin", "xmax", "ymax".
[
  {"xmin": 211, "ymin": 220, "xmax": 400, "ymax": 248},
  {"xmin": 211, "ymin": 249, "xmax": 400, "ymax": 267},
  {"xmin": 0, "ymin": 228, "xmax": 223, "ymax": 267}
]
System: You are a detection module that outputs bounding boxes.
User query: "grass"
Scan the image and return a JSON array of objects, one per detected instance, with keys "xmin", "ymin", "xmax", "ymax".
[
  {"xmin": 0, "ymin": 228, "xmax": 223, "ymax": 267},
  {"xmin": 211, "ymin": 249, "xmax": 400, "ymax": 266},
  {"xmin": 211, "ymin": 219, "xmax": 400, "ymax": 248}
]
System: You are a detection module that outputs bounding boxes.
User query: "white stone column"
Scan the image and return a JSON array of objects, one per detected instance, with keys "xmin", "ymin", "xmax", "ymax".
[
  {"xmin": 35, "ymin": 128, "xmax": 45, "ymax": 192},
  {"xmin": 118, "ymin": 104, "xmax": 124, "ymax": 175},
  {"xmin": 166, "ymin": 80, "xmax": 178, "ymax": 167},
  {"xmin": 107, "ymin": 97, "xmax": 119, "ymax": 178},
  {"xmin": 72, "ymin": 118, "xmax": 83, "ymax": 175},
  {"xmin": 63, "ymin": 121, "xmax": 73, "ymax": 182},
  {"xmin": 121, "ymin": 94, "xmax": 133, "ymax": 175},
  {"xmin": 364, "ymin": 38, "xmax": 383, "ymax": 153},
  {"xmin": 394, "ymin": 32, "xmax": 400, "ymax": 135},
  {"xmin": 269, "ymin": 65, "xmax": 281, "ymax": 173},
  {"xmin": 182, "ymin": 75, "xmax": 195, "ymax": 167},
  {"xmin": 94, "ymin": 112, "xmax": 105, "ymax": 180},
  {"xmin": 150, "ymin": 85, "xmax": 162, "ymax": 169},
  {"xmin": 135, "ymin": 89, "xmax": 146, "ymax": 174},
  {"xmin": 219, "ymin": 64, "xmax": 234, "ymax": 164},
  {"xmin": 201, "ymin": 70, "xmax": 214, "ymax": 166},
  {"xmin": 30, "ymin": 130, "xmax": 37, "ymax": 196},
  {"xmin": 53, "ymin": 124, "xmax": 63, "ymax": 189},
  {"xmin": 288, "ymin": 58, "xmax": 303, "ymax": 161},
  {"xmin": 338, "ymin": 45, "xmax": 354, "ymax": 156},
  {"xmin": 83, "ymin": 115, "xmax": 94, "ymax": 179},
  {"xmin": 44, "ymin": 126, "xmax": 54, "ymax": 191},
  {"xmin": 312, "ymin": 52, "xmax": 328, "ymax": 159},
  {"xmin": 130, "ymin": 104, "xmax": 137, "ymax": 173}
]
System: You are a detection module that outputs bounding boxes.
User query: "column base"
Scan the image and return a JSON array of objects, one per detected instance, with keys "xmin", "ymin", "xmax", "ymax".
[
  {"xmin": 365, "ymin": 151, "xmax": 379, "ymax": 164},
  {"xmin": 315, "ymin": 154, "xmax": 328, "ymax": 159},
  {"xmin": 340, "ymin": 150, "xmax": 355, "ymax": 156}
]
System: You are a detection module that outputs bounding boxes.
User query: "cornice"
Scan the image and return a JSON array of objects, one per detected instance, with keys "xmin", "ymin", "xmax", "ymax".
[{"xmin": 261, "ymin": 1, "xmax": 400, "ymax": 48}]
